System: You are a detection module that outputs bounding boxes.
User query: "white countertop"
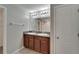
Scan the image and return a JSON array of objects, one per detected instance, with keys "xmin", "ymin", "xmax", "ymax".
[{"xmin": 24, "ymin": 32, "xmax": 50, "ymax": 37}]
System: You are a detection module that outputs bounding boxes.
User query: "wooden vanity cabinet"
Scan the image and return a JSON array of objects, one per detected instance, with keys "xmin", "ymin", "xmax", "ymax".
[{"xmin": 23, "ymin": 34, "xmax": 50, "ymax": 54}]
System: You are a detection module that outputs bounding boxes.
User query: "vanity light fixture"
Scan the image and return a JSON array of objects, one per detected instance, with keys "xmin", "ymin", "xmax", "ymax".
[{"xmin": 29, "ymin": 8, "xmax": 49, "ymax": 18}]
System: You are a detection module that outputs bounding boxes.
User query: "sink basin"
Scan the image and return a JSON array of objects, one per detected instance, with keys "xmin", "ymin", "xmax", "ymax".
[
  {"xmin": 27, "ymin": 33, "xmax": 37, "ymax": 35},
  {"xmin": 37, "ymin": 33, "xmax": 48, "ymax": 36}
]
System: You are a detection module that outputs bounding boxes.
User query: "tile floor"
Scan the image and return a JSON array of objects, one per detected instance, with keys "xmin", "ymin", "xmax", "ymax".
[{"xmin": 15, "ymin": 48, "xmax": 41, "ymax": 54}]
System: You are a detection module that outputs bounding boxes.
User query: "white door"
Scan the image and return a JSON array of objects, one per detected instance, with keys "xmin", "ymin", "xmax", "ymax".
[{"xmin": 55, "ymin": 5, "xmax": 79, "ymax": 54}]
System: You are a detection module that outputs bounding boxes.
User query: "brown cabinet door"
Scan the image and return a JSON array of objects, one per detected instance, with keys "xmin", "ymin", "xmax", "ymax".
[
  {"xmin": 24, "ymin": 35, "xmax": 29, "ymax": 48},
  {"xmin": 40, "ymin": 37, "xmax": 49, "ymax": 54},
  {"xmin": 29, "ymin": 36, "xmax": 34, "ymax": 49},
  {"xmin": 34, "ymin": 37, "xmax": 41, "ymax": 52}
]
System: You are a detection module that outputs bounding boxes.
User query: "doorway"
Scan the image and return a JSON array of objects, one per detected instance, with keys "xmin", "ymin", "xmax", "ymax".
[
  {"xmin": 0, "ymin": 7, "xmax": 4, "ymax": 54},
  {"xmin": 0, "ymin": 5, "xmax": 6, "ymax": 54},
  {"xmin": 54, "ymin": 5, "xmax": 79, "ymax": 54}
]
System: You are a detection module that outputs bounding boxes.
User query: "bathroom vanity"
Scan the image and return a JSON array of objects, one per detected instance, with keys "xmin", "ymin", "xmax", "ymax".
[{"xmin": 23, "ymin": 31, "xmax": 50, "ymax": 54}]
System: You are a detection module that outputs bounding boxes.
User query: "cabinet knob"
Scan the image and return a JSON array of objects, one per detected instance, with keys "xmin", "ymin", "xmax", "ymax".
[
  {"xmin": 77, "ymin": 33, "xmax": 79, "ymax": 40},
  {"xmin": 57, "ymin": 36, "xmax": 59, "ymax": 39}
]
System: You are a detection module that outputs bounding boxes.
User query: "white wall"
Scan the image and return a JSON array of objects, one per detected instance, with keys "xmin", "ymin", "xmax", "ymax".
[
  {"xmin": 1, "ymin": 4, "xmax": 29, "ymax": 53},
  {"xmin": 50, "ymin": 5, "xmax": 54, "ymax": 53}
]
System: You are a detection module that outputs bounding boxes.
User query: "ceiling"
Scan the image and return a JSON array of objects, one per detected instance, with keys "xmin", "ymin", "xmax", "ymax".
[{"xmin": 16, "ymin": 4, "xmax": 50, "ymax": 12}]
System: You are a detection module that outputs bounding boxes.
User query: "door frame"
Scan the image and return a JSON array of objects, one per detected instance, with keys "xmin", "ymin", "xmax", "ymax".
[
  {"xmin": 0, "ymin": 5, "xmax": 7, "ymax": 54},
  {"xmin": 53, "ymin": 4, "xmax": 73, "ymax": 53}
]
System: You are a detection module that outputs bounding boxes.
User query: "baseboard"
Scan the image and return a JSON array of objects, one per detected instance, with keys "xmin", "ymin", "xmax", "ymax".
[{"xmin": 12, "ymin": 47, "xmax": 24, "ymax": 54}]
